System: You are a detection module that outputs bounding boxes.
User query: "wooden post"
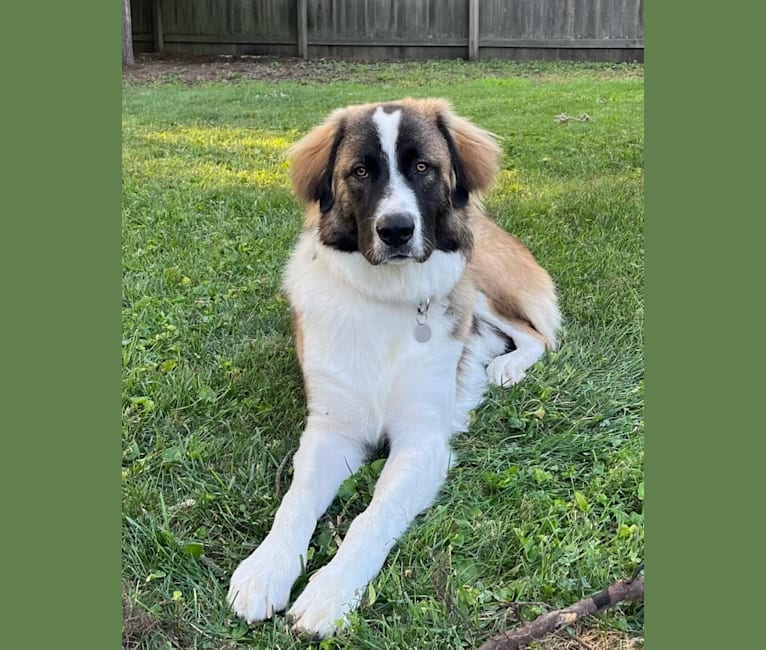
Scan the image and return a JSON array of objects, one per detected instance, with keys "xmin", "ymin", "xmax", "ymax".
[
  {"xmin": 122, "ymin": 0, "xmax": 135, "ymax": 66},
  {"xmin": 297, "ymin": 0, "xmax": 308, "ymax": 60},
  {"xmin": 468, "ymin": 0, "xmax": 479, "ymax": 61},
  {"xmin": 153, "ymin": 0, "xmax": 164, "ymax": 53}
]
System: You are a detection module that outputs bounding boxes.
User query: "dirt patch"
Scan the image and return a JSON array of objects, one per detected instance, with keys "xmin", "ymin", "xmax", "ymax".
[
  {"xmin": 122, "ymin": 591, "xmax": 159, "ymax": 649},
  {"xmin": 122, "ymin": 53, "xmax": 643, "ymax": 86},
  {"xmin": 122, "ymin": 588, "xmax": 194, "ymax": 650},
  {"xmin": 533, "ymin": 626, "xmax": 644, "ymax": 650},
  {"xmin": 123, "ymin": 52, "xmax": 379, "ymax": 85}
]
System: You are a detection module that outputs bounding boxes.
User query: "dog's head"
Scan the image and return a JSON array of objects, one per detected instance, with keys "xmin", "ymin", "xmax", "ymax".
[{"xmin": 289, "ymin": 98, "xmax": 501, "ymax": 265}]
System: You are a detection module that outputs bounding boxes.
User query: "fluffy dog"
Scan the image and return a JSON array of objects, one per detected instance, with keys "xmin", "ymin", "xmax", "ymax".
[{"xmin": 228, "ymin": 98, "xmax": 561, "ymax": 637}]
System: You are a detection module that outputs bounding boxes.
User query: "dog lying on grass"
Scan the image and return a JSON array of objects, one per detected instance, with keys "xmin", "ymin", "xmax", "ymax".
[{"xmin": 228, "ymin": 98, "xmax": 560, "ymax": 637}]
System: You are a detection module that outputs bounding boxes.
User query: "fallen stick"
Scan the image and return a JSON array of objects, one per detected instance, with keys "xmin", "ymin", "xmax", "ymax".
[{"xmin": 476, "ymin": 572, "xmax": 644, "ymax": 650}]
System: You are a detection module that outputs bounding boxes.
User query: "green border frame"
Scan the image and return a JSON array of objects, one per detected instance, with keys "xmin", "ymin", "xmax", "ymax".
[
  {"xmin": 647, "ymin": 3, "xmax": 763, "ymax": 648},
  {"xmin": 2, "ymin": 3, "xmax": 120, "ymax": 648},
  {"xmin": 3, "ymin": 1, "xmax": 762, "ymax": 647}
]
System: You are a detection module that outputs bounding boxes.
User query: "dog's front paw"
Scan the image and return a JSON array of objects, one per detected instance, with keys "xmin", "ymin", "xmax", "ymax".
[
  {"xmin": 227, "ymin": 538, "xmax": 303, "ymax": 623},
  {"xmin": 487, "ymin": 353, "xmax": 527, "ymax": 387},
  {"xmin": 288, "ymin": 566, "xmax": 364, "ymax": 638}
]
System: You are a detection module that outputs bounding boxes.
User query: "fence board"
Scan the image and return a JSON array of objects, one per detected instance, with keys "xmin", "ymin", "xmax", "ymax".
[{"xmin": 131, "ymin": 0, "xmax": 643, "ymax": 61}]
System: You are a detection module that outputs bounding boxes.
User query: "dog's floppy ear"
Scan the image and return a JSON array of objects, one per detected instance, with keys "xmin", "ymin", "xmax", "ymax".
[
  {"xmin": 436, "ymin": 106, "xmax": 501, "ymax": 208},
  {"xmin": 289, "ymin": 109, "xmax": 346, "ymax": 213}
]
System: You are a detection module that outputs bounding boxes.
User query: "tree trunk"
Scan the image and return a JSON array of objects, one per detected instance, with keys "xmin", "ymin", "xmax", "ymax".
[{"xmin": 122, "ymin": 0, "xmax": 135, "ymax": 66}]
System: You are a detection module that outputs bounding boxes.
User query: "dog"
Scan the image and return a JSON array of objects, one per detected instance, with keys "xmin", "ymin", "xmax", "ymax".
[{"xmin": 228, "ymin": 98, "xmax": 561, "ymax": 638}]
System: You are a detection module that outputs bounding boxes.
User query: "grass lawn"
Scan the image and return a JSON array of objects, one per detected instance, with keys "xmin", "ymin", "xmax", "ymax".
[{"xmin": 122, "ymin": 59, "xmax": 644, "ymax": 649}]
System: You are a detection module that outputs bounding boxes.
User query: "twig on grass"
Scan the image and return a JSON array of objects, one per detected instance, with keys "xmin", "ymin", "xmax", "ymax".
[
  {"xmin": 554, "ymin": 113, "xmax": 591, "ymax": 123},
  {"xmin": 274, "ymin": 451, "xmax": 292, "ymax": 499},
  {"xmin": 476, "ymin": 572, "xmax": 644, "ymax": 650},
  {"xmin": 198, "ymin": 555, "xmax": 225, "ymax": 578}
]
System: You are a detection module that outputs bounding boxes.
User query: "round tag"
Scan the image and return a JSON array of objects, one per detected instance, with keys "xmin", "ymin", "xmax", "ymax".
[{"xmin": 413, "ymin": 322, "xmax": 432, "ymax": 343}]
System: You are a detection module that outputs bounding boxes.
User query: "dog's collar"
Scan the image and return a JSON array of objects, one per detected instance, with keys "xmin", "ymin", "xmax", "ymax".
[{"xmin": 414, "ymin": 298, "xmax": 432, "ymax": 343}]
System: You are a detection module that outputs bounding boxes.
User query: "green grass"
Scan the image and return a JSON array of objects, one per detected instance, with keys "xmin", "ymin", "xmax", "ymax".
[{"xmin": 122, "ymin": 60, "xmax": 643, "ymax": 649}]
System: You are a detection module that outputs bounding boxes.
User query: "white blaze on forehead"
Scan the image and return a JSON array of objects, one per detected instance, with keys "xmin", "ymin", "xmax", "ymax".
[
  {"xmin": 372, "ymin": 106, "xmax": 402, "ymax": 164},
  {"xmin": 371, "ymin": 106, "xmax": 423, "ymax": 253}
]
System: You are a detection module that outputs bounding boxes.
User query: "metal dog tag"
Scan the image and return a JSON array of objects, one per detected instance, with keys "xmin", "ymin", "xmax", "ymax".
[
  {"xmin": 414, "ymin": 322, "xmax": 432, "ymax": 343},
  {"xmin": 414, "ymin": 298, "xmax": 432, "ymax": 343}
]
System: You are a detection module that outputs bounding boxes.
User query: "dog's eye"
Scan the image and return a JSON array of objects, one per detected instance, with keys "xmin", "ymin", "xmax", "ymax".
[
  {"xmin": 415, "ymin": 161, "xmax": 429, "ymax": 173},
  {"xmin": 353, "ymin": 165, "xmax": 369, "ymax": 179}
]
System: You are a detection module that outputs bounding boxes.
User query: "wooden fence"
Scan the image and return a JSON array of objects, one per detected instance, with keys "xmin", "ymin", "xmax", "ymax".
[{"xmin": 131, "ymin": 0, "xmax": 643, "ymax": 63}]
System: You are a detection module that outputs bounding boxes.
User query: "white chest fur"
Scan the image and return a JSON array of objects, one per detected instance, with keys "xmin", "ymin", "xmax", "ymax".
[{"xmin": 283, "ymin": 231, "xmax": 467, "ymax": 445}]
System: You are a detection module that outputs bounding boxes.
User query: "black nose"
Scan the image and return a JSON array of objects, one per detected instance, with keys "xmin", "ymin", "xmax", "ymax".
[{"xmin": 376, "ymin": 214, "xmax": 415, "ymax": 247}]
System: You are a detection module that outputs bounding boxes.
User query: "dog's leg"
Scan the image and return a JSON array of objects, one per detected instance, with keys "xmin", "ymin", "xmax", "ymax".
[
  {"xmin": 288, "ymin": 425, "xmax": 451, "ymax": 637},
  {"xmin": 228, "ymin": 423, "xmax": 365, "ymax": 623},
  {"xmin": 485, "ymin": 318, "xmax": 548, "ymax": 387}
]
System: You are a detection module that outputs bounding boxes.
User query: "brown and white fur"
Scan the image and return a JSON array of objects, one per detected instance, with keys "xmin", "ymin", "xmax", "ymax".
[{"xmin": 228, "ymin": 98, "xmax": 561, "ymax": 637}]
